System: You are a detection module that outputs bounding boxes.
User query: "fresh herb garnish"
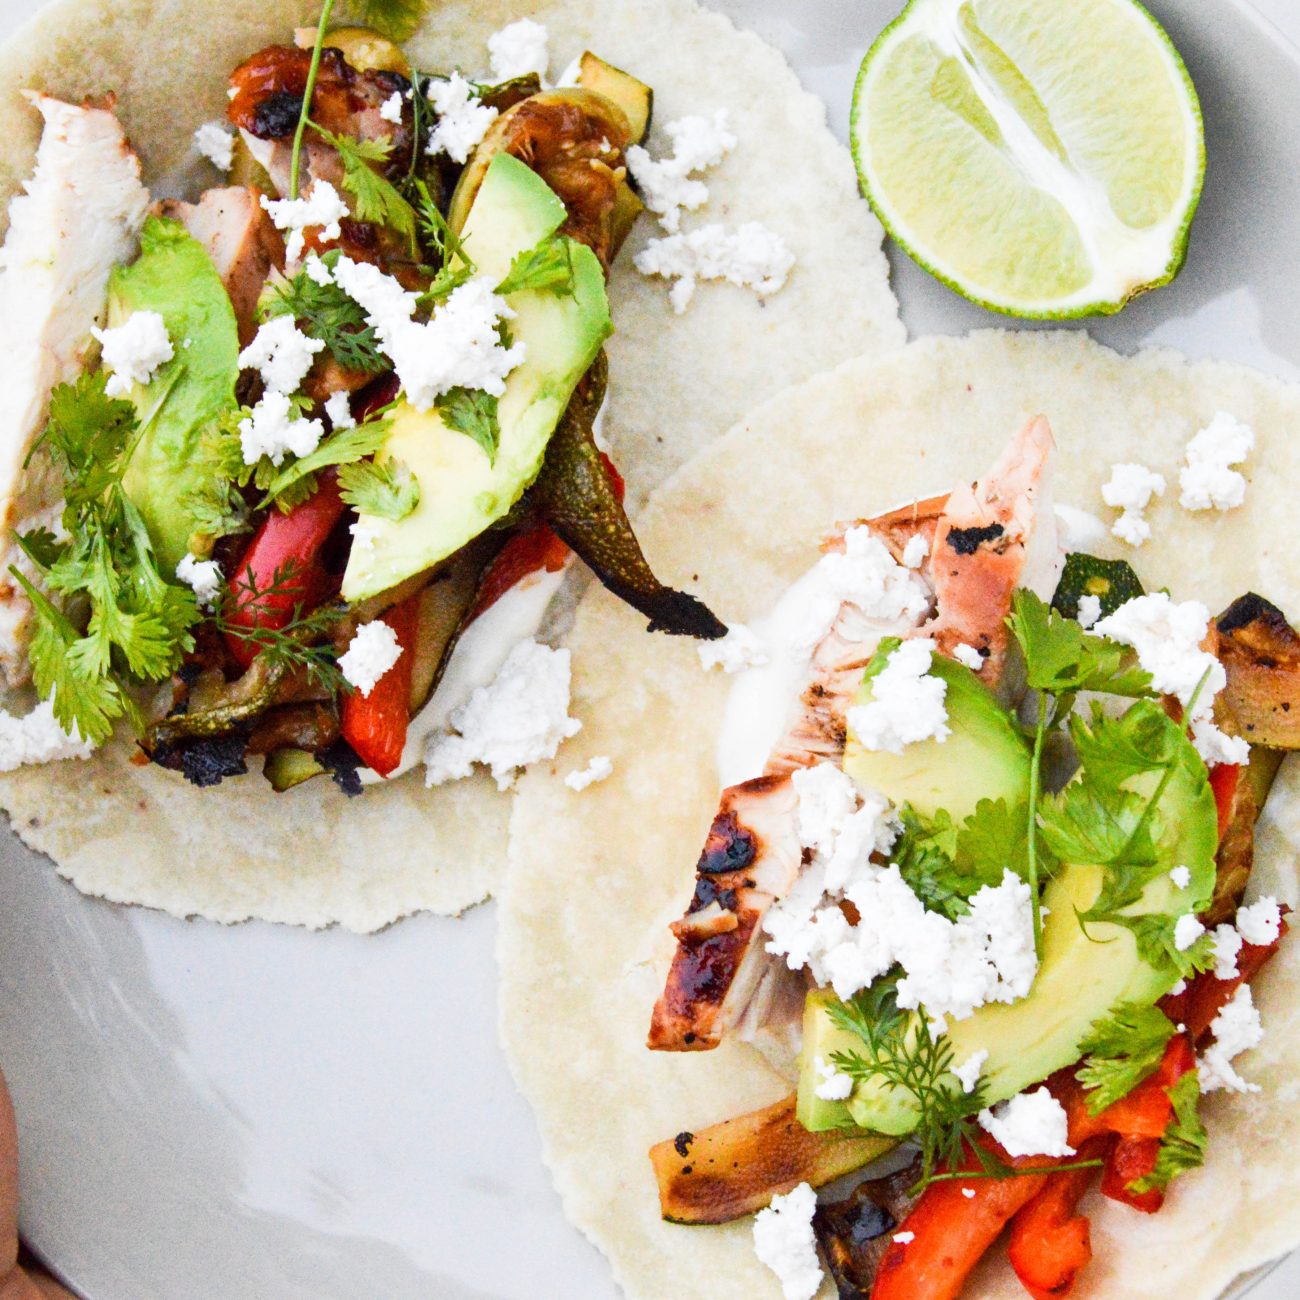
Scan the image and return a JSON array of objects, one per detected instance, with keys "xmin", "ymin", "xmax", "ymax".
[
  {"xmin": 355, "ymin": 0, "xmax": 427, "ymax": 42},
  {"xmin": 1010, "ymin": 589, "xmax": 1152, "ymax": 698},
  {"xmin": 309, "ymin": 124, "xmax": 419, "ymax": 250},
  {"xmin": 338, "ymin": 456, "xmax": 420, "ymax": 519},
  {"xmin": 262, "ymin": 251, "xmax": 387, "ymax": 375},
  {"xmin": 1129, "ymin": 1070, "xmax": 1207, "ymax": 1195},
  {"xmin": 435, "ymin": 387, "xmax": 501, "ymax": 463},
  {"xmin": 497, "ymin": 233, "xmax": 578, "ymax": 297},
  {"xmin": 413, "ymin": 179, "xmax": 477, "ymax": 302},
  {"xmin": 1077, "ymin": 1002, "xmax": 1176, "ymax": 1113},
  {"xmin": 289, "ymin": 2, "xmax": 336, "ymax": 201},
  {"xmin": 12, "ymin": 373, "xmax": 200, "ymax": 742},
  {"xmin": 258, "ymin": 417, "xmax": 394, "ymax": 508}
]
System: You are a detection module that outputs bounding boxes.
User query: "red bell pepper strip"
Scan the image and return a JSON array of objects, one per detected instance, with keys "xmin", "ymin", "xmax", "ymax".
[
  {"xmin": 224, "ymin": 476, "xmax": 347, "ymax": 668},
  {"xmin": 1097, "ymin": 1035, "xmax": 1195, "ymax": 1140},
  {"xmin": 1008, "ymin": 1138, "xmax": 1110, "ymax": 1300},
  {"xmin": 1100, "ymin": 1135, "xmax": 1164, "ymax": 1214},
  {"xmin": 339, "ymin": 593, "xmax": 420, "ymax": 778},
  {"xmin": 870, "ymin": 1143, "xmax": 1052, "ymax": 1300},
  {"xmin": 1179, "ymin": 919, "xmax": 1288, "ymax": 1042},
  {"xmin": 1208, "ymin": 763, "xmax": 1241, "ymax": 842}
]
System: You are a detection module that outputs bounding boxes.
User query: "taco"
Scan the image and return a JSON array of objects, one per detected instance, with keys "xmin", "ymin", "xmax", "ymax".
[
  {"xmin": 500, "ymin": 330, "xmax": 1300, "ymax": 1299},
  {"xmin": 0, "ymin": 0, "xmax": 901, "ymax": 930}
]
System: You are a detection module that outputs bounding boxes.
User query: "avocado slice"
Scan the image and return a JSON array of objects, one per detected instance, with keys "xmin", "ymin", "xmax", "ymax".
[
  {"xmin": 108, "ymin": 216, "xmax": 240, "ymax": 572},
  {"xmin": 340, "ymin": 154, "xmax": 613, "ymax": 604},
  {"xmin": 802, "ymin": 703, "xmax": 1218, "ymax": 1136},
  {"xmin": 844, "ymin": 650, "xmax": 1031, "ymax": 822}
]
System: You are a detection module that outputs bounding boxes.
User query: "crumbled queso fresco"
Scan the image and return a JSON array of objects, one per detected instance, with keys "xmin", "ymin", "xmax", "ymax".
[
  {"xmin": 92, "ymin": 309, "xmax": 173, "ymax": 397},
  {"xmin": 261, "ymin": 180, "xmax": 349, "ymax": 262},
  {"xmin": 238, "ymin": 315, "xmax": 324, "ymax": 396},
  {"xmin": 752, "ymin": 1182, "xmax": 823, "ymax": 1300},
  {"xmin": 192, "ymin": 121, "xmax": 234, "ymax": 171},
  {"xmin": 1101, "ymin": 462, "xmax": 1165, "ymax": 547},
  {"xmin": 901, "ymin": 533, "xmax": 928, "ymax": 569},
  {"xmin": 1200, "ymin": 983, "xmax": 1265, "ymax": 1094},
  {"xmin": 848, "ymin": 638, "xmax": 951, "ymax": 755},
  {"xmin": 698, "ymin": 622, "xmax": 768, "ymax": 673},
  {"xmin": 626, "ymin": 111, "xmax": 736, "ymax": 234},
  {"xmin": 978, "ymin": 1087, "xmax": 1075, "ymax": 1159},
  {"xmin": 238, "ymin": 390, "xmax": 324, "ymax": 466},
  {"xmin": 1179, "ymin": 411, "xmax": 1255, "ymax": 513},
  {"xmin": 424, "ymin": 639, "xmax": 581, "ymax": 790},
  {"xmin": 564, "ymin": 754, "xmax": 613, "ymax": 791},
  {"xmin": 426, "ymin": 73, "xmax": 498, "ymax": 164},
  {"xmin": 1093, "ymin": 592, "xmax": 1250, "ymax": 767},
  {"xmin": 487, "ymin": 18, "xmax": 550, "ymax": 83},
  {"xmin": 0, "ymin": 697, "xmax": 94, "ymax": 773},
  {"xmin": 952, "ymin": 642, "xmax": 984, "ymax": 672},
  {"xmin": 812, "ymin": 1055, "xmax": 854, "ymax": 1102},
  {"xmin": 175, "ymin": 553, "xmax": 222, "ymax": 609},
  {"xmin": 1209, "ymin": 895, "xmax": 1282, "ymax": 979},
  {"xmin": 324, "ymin": 389, "xmax": 355, "ymax": 429},
  {"xmin": 378, "ymin": 91, "xmax": 404, "ymax": 125},
  {"xmin": 953, "ymin": 1049, "xmax": 988, "ymax": 1095},
  {"xmin": 1076, "ymin": 593, "xmax": 1102, "ymax": 630},
  {"xmin": 1173, "ymin": 912, "xmax": 1205, "ymax": 952},
  {"xmin": 338, "ymin": 620, "xmax": 404, "ymax": 697}
]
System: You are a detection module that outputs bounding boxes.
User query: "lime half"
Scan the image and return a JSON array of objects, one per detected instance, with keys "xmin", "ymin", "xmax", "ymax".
[{"xmin": 851, "ymin": 0, "xmax": 1205, "ymax": 318}]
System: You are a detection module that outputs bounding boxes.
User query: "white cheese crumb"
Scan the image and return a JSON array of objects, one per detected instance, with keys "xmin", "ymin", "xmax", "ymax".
[
  {"xmin": 978, "ymin": 1088, "xmax": 1076, "ymax": 1159},
  {"xmin": 487, "ymin": 18, "xmax": 549, "ymax": 83},
  {"xmin": 424, "ymin": 639, "xmax": 580, "ymax": 790},
  {"xmin": 698, "ymin": 623, "xmax": 769, "ymax": 673},
  {"xmin": 238, "ymin": 315, "xmax": 324, "ymax": 395},
  {"xmin": 953, "ymin": 1049, "xmax": 989, "ymax": 1095},
  {"xmin": 175, "ymin": 553, "xmax": 222, "ymax": 609},
  {"xmin": 1211, "ymin": 923, "xmax": 1243, "ymax": 980},
  {"xmin": 92, "ymin": 309, "xmax": 173, "ymax": 397},
  {"xmin": 791, "ymin": 763, "xmax": 861, "ymax": 858},
  {"xmin": 1170, "ymin": 865, "xmax": 1191, "ymax": 890},
  {"xmin": 350, "ymin": 518, "xmax": 379, "ymax": 555},
  {"xmin": 1093, "ymin": 592, "xmax": 1249, "ymax": 767},
  {"xmin": 635, "ymin": 221, "xmax": 795, "ymax": 313},
  {"xmin": 813, "ymin": 1055, "xmax": 854, "ymax": 1102},
  {"xmin": 961, "ymin": 1187, "xmax": 976, "ymax": 1199},
  {"xmin": 1076, "ymin": 594, "xmax": 1102, "ymax": 630},
  {"xmin": 1170, "ymin": 978, "xmax": 1188, "ymax": 996},
  {"xmin": 892, "ymin": 1232, "xmax": 915, "ymax": 1245},
  {"xmin": 952, "ymin": 643, "xmax": 984, "ymax": 672},
  {"xmin": 339, "ymin": 620, "xmax": 403, "ymax": 697},
  {"xmin": 626, "ymin": 111, "xmax": 737, "ymax": 233},
  {"xmin": 1179, "ymin": 412, "xmax": 1255, "ymax": 513},
  {"xmin": 847, "ymin": 638, "xmax": 950, "ymax": 755},
  {"xmin": 564, "ymin": 755, "xmax": 613, "ymax": 791},
  {"xmin": 426, "ymin": 72, "xmax": 499, "ymax": 164},
  {"xmin": 1053, "ymin": 504, "xmax": 1109, "ymax": 552},
  {"xmin": 378, "ymin": 91, "xmax": 404, "ymax": 125},
  {"xmin": 1101, "ymin": 463, "xmax": 1165, "ymax": 548},
  {"xmin": 1173, "ymin": 911, "xmax": 1206, "ymax": 952},
  {"xmin": 752, "ymin": 1182, "xmax": 823, "ymax": 1300},
  {"xmin": 238, "ymin": 390, "xmax": 324, "ymax": 466},
  {"xmin": 303, "ymin": 254, "xmax": 334, "ymax": 286},
  {"xmin": 1236, "ymin": 896, "xmax": 1282, "ymax": 947},
  {"xmin": 1200, "ymin": 984, "xmax": 1265, "ymax": 1094},
  {"xmin": 193, "ymin": 121, "xmax": 235, "ymax": 171},
  {"xmin": 261, "ymin": 180, "xmax": 349, "ymax": 262},
  {"xmin": 324, "ymin": 389, "xmax": 355, "ymax": 429},
  {"xmin": 901, "ymin": 534, "xmax": 928, "ymax": 569},
  {"xmin": 331, "ymin": 256, "xmax": 524, "ymax": 410},
  {"xmin": 0, "ymin": 696, "xmax": 94, "ymax": 771}
]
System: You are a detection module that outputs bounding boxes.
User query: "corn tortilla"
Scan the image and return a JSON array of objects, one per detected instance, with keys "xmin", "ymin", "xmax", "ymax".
[
  {"xmin": 0, "ymin": 0, "xmax": 901, "ymax": 930},
  {"xmin": 500, "ymin": 331, "xmax": 1300, "ymax": 1298}
]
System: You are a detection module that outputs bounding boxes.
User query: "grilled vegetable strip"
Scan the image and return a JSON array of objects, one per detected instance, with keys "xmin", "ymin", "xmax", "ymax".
[
  {"xmin": 339, "ymin": 591, "xmax": 418, "ymax": 776},
  {"xmin": 535, "ymin": 358, "xmax": 725, "ymax": 639}
]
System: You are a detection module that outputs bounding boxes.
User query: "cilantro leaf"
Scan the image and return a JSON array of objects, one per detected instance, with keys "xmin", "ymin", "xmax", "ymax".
[
  {"xmin": 337, "ymin": 457, "xmax": 421, "ymax": 520},
  {"xmin": 258, "ymin": 418, "xmax": 393, "ymax": 508},
  {"xmin": 310, "ymin": 124, "xmax": 417, "ymax": 248},
  {"xmin": 1069, "ymin": 700, "xmax": 1176, "ymax": 789},
  {"xmin": 1109, "ymin": 913, "xmax": 1215, "ymax": 980},
  {"xmin": 1077, "ymin": 1002, "xmax": 1176, "ymax": 1113},
  {"xmin": 1009, "ymin": 589, "xmax": 1152, "ymax": 697},
  {"xmin": 1130, "ymin": 1070, "xmax": 1208, "ymax": 1195},
  {"xmin": 957, "ymin": 796, "xmax": 1039, "ymax": 884},
  {"xmin": 354, "ymin": 0, "xmax": 428, "ymax": 42},
  {"xmin": 435, "ymin": 387, "xmax": 500, "ymax": 462},
  {"xmin": 262, "ymin": 252, "xmax": 387, "ymax": 375},
  {"xmin": 496, "ymin": 234, "xmax": 578, "ymax": 298},
  {"xmin": 1039, "ymin": 780, "xmax": 1159, "ymax": 875}
]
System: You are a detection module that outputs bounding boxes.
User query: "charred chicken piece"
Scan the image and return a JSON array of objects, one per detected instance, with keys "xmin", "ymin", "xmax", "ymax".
[{"xmin": 1214, "ymin": 593, "xmax": 1300, "ymax": 749}]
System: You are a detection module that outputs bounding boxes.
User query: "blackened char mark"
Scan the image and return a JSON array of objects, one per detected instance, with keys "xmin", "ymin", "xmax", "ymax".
[
  {"xmin": 945, "ymin": 521, "xmax": 1005, "ymax": 556},
  {"xmin": 662, "ymin": 914, "xmax": 759, "ymax": 1011},
  {"xmin": 696, "ymin": 810, "xmax": 758, "ymax": 875},
  {"xmin": 1218, "ymin": 592, "xmax": 1288, "ymax": 635},
  {"xmin": 690, "ymin": 877, "xmax": 738, "ymax": 913}
]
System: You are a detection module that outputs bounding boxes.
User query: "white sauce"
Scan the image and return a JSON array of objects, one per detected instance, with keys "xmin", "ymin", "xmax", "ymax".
[{"xmin": 357, "ymin": 565, "xmax": 566, "ymax": 785}]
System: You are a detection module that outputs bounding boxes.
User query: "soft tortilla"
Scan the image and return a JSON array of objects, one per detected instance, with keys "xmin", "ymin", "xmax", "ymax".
[
  {"xmin": 500, "ymin": 331, "xmax": 1300, "ymax": 1298},
  {"xmin": 0, "ymin": 0, "xmax": 901, "ymax": 930}
]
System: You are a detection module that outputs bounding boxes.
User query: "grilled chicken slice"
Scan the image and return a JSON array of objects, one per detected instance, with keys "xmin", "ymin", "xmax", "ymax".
[
  {"xmin": 157, "ymin": 186, "xmax": 284, "ymax": 346},
  {"xmin": 651, "ymin": 422, "xmax": 1064, "ymax": 1056},
  {"xmin": 0, "ymin": 94, "xmax": 149, "ymax": 684},
  {"xmin": 649, "ymin": 775, "xmax": 804, "ymax": 1051}
]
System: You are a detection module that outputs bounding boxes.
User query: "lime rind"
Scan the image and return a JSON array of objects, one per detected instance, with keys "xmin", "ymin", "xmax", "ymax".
[{"xmin": 851, "ymin": 0, "xmax": 1206, "ymax": 320}]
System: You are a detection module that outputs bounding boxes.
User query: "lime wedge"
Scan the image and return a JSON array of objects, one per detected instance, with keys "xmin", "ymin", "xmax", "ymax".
[{"xmin": 852, "ymin": 0, "xmax": 1205, "ymax": 317}]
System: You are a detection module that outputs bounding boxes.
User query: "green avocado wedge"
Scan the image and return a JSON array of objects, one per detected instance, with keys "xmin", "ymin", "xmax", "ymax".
[{"xmin": 109, "ymin": 216, "xmax": 240, "ymax": 573}]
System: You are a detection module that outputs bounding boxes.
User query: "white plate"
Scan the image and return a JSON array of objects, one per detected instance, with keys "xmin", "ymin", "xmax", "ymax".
[{"xmin": 2, "ymin": 1, "xmax": 1299, "ymax": 1297}]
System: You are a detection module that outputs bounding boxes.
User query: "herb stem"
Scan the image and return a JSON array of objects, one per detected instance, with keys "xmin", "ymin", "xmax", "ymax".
[
  {"xmin": 289, "ymin": 1, "xmax": 336, "ymax": 200},
  {"xmin": 919, "ymin": 1158, "xmax": 1104, "ymax": 1190},
  {"xmin": 1027, "ymin": 689, "xmax": 1049, "ymax": 957}
]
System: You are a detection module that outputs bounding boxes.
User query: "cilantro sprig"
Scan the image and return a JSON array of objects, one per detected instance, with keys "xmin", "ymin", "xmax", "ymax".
[
  {"xmin": 1077, "ymin": 1002, "xmax": 1176, "ymax": 1114},
  {"xmin": 12, "ymin": 374, "xmax": 200, "ymax": 743},
  {"xmin": 497, "ymin": 233, "xmax": 578, "ymax": 297},
  {"xmin": 1129, "ymin": 1070, "xmax": 1207, "ymax": 1195},
  {"xmin": 338, "ymin": 456, "xmax": 420, "ymax": 519},
  {"xmin": 309, "ymin": 123, "xmax": 419, "ymax": 251}
]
